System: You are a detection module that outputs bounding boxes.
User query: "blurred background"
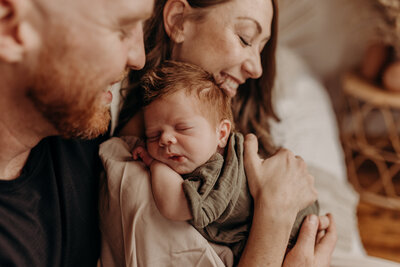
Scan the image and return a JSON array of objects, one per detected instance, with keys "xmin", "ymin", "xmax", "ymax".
[{"xmin": 277, "ymin": 0, "xmax": 400, "ymax": 262}]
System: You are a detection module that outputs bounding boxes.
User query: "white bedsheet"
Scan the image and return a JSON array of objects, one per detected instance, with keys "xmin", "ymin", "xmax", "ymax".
[{"xmin": 270, "ymin": 46, "xmax": 400, "ymax": 266}]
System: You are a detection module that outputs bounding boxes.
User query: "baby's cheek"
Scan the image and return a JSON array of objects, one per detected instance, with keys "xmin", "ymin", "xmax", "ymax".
[{"xmin": 146, "ymin": 145, "xmax": 158, "ymax": 159}]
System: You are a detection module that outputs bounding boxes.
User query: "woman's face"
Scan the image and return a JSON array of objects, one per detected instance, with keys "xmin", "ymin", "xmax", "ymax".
[{"xmin": 170, "ymin": 0, "xmax": 273, "ymax": 97}]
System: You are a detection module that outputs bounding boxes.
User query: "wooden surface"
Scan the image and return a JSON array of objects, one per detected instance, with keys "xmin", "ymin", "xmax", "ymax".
[
  {"xmin": 343, "ymin": 72, "xmax": 400, "ymax": 108},
  {"xmin": 357, "ymin": 200, "xmax": 400, "ymax": 262},
  {"xmin": 340, "ymin": 72, "xmax": 400, "ymax": 263}
]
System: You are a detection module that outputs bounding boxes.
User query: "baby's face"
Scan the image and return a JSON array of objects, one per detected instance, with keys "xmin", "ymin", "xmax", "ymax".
[{"xmin": 144, "ymin": 91, "xmax": 220, "ymax": 174}]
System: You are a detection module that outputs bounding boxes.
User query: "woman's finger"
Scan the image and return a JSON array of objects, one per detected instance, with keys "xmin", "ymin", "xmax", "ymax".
[
  {"xmin": 315, "ymin": 214, "xmax": 337, "ymax": 257},
  {"xmin": 316, "ymin": 230, "xmax": 326, "ymax": 244},
  {"xmin": 293, "ymin": 214, "xmax": 319, "ymax": 254},
  {"xmin": 243, "ymin": 134, "xmax": 263, "ymax": 197},
  {"xmin": 318, "ymin": 215, "xmax": 330, "ymax": 231},
  {"xmin": 243, "ymin": 134, "xmax": 261, "ymax": 170}
]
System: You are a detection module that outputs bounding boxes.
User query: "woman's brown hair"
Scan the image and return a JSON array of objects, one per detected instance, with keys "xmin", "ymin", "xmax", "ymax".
[{"xmin": 116, "ymin": 0, "xmax": 278, "ymax": 157}]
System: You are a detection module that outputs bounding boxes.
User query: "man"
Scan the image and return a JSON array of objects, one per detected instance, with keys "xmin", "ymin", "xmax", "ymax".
[{"xmin": 0, "ymin": 0, "xmax": 154, "ymax": 265}]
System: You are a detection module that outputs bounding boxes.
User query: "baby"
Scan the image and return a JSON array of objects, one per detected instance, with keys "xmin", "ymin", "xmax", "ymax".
[{"xmin": 133, "ymin": 61, "xmax": 319, "ymax": 261}]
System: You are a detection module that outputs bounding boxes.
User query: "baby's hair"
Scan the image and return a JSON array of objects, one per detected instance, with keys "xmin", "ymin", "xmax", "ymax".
[{"xmin": 141, "ymin": 60, "xmax": 234, "ymax": 128}]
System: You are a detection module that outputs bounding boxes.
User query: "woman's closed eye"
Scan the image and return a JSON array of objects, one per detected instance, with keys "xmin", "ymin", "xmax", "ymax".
[
  {"xmin": 118, "ymin": 26, "xmax": 134, "ymax": 40},
  {"xmin": 238, "ymin": 35, "xmax": 252, "ymax": 47}
]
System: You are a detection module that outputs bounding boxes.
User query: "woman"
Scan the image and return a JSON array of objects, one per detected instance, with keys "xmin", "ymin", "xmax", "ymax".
[{"xmin": 100, "ymin": 0, "xmax": 337, "ymax": 266}]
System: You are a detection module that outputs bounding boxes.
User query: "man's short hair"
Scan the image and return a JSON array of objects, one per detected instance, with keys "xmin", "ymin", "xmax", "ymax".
[{"xmin": 141, "ymin": 60, "xmax": 233, "ymax": 128}]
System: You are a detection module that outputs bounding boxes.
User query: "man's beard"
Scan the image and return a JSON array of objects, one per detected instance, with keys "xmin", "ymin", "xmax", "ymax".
[{"xmin": 27, "ymin": 50, "xmax": 111, "ymax": 140}]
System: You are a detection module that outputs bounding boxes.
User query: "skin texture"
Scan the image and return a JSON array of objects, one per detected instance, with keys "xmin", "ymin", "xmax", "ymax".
[
  {"xmin": 133, "ymin": 90, "xmax": 231, "ymax": 221},
  {"xmin": 144, "ymin": 91, "xmax": 230, "ymax": 174},
  {"xmin": 27, "ymin": 0, "xmax": 152, "ymax": 139},
  {"xmin": 161, "ymin": 1, "xmax": 337, "ymax": 265},
  {"xmin": 125, "ymin": 0, "xmax": 338, "ymax": 266},
  {"xmin": 0, "ymin": 0, "xmax": 153, "ymax": 176},
  {"xmin": 166, "ymin": 0, "xmax": 272, "ymax": 97}
]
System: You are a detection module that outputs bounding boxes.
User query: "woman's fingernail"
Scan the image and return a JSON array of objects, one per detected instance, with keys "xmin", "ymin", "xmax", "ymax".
[{"xmin": 309, "ymin": 214, "xmax": 318, "ymax": 225}]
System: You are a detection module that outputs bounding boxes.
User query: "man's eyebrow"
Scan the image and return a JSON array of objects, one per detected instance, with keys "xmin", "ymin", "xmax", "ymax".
[{"xmin": 237, "ymin": 17, "xmax": 262, "ymax": 34}]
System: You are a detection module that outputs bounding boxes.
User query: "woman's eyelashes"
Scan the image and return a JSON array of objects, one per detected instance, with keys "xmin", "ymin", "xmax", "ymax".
[
  {"xmin": 118, "ymin": 26, "xmax": 134, "ymax": 40},
  {"xmin": 239, "ymin": 35, "xmax": 252, "ymax": 47}
]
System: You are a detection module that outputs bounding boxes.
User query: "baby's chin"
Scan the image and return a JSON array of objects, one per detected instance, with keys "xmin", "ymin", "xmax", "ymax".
[
  {"xmin": 168, "ymin": 162, "xmax": 196, "ymax": 175},
  {"xmin": 170, "ymin": 165, "xmax": 195, "ymax": 175},
  {"xmin": 154, "ymin": 157, "xmax": 195, "ymax": 175}
]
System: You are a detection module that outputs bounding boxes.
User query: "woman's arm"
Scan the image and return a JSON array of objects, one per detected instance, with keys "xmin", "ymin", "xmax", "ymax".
[
  {"xmin": 238, "ymin": 134, "xmax": 336, "ymax": 266},
  {"xmin": 239, "ymin": 196, "xmax": 296, "ymax": 266},
  {"xmin": 149, "ymin": 161, "xmax": 193, "ymax": 221}
]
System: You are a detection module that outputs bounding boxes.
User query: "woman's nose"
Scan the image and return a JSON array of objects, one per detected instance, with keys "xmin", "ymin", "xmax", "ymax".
[
  {"xmin": 126, "ymin": 23, "xmax": 146, "ymax": 70},
  {"xmin": 159, "ymin": 132, "xmax": 177, "ymax": 147},
  {"xmin": 242, "ymin": 49, "xmax": 263, "ymax": 79}
]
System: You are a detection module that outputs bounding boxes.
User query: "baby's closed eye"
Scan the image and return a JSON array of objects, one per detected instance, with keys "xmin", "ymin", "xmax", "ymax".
[{"xmin": 146, "ymin": 133, "xmax": 160, "ymax": 142}]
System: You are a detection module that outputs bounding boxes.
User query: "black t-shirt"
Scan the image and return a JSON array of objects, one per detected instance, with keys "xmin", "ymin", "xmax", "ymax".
[{"xmin": 0, "ymin": 136, "xmax": 103, "ymax": 267}]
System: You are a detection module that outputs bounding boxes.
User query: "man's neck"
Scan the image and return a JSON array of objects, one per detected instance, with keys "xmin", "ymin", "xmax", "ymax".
[
  {"xmin": 0, "ymin": 70, "xmax": 54, "ymax": 180},
  {"xmin": 0, "ymin": 120, "xmax": 42, "ymax": 181}
]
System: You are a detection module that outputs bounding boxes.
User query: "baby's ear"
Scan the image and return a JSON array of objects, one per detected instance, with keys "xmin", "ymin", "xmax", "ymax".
[
  {"xmin": 0, "ymin": 0, "xmax": 40, "ymax": 63},
  {"xmin": 217, "ymin": 119, "xmax": 231, "ymax": 148}
]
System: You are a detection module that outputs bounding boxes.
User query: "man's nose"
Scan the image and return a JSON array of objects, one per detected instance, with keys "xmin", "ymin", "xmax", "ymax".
[{"xmin": 126, "ymin": 23, "xmax": 146, "ymax": 70}]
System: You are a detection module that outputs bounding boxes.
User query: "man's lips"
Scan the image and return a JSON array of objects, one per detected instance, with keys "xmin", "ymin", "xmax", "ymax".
[{"xmin": 102, "ymin": 90, "xmax": 113, "ymax": 104}]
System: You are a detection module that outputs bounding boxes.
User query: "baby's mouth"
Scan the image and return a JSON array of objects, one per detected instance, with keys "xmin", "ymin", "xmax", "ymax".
[{"xmin": 167, "ymin": 153, "xmax": 184, "ymax": 162}]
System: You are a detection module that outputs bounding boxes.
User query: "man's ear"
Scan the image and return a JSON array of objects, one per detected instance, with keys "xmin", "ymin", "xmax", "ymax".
[
  {"xmin": 163, "ymin": 0, "xmax": 190, "ymax": 43},
  {"xmin": 217, "ymin": 119, "xmax": 232, "ymax": 148},
  {"xmin": 0, "ymin": 0, "xmax": 39, "ymax": 63}
]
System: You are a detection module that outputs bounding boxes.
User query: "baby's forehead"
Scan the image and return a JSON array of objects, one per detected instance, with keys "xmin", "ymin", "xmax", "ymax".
[{"xmin": 157, "ymin": 89, "xmax": 216, "ymax": 119}]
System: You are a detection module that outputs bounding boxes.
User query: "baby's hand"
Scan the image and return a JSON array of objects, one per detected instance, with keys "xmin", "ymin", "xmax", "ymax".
[{"xmin": 132, "ymin": 146, "xmax": 154, "ymax": 167}]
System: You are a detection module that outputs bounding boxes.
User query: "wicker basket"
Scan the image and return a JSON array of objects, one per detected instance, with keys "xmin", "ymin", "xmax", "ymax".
[{"xmin": 340, "ymin": 72, "xmax": 400, "ymax": 209}]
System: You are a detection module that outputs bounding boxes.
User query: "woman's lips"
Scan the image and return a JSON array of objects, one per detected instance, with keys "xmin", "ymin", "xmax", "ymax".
[{"xmin": 216, "ymin": 73, "xmax": 242, "ymax": 98}]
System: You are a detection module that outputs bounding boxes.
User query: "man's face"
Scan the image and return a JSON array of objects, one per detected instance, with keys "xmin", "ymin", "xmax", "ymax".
[{"xmin": 28, "ymin": 0, "xmax": 154, "ymax": 139}]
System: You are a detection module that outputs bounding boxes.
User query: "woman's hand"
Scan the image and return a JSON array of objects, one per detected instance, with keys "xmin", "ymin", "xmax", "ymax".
[
  {"xmin": 238, "ymin": 134, "xmax": 320, "ymax": 267},
  {"xmin": 243, "ymin": 134, "xmax": 317, "ymax": 217},
  {"xmin": 283, "ymin": 214, "xmax": 337, "ymax": 267}
]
